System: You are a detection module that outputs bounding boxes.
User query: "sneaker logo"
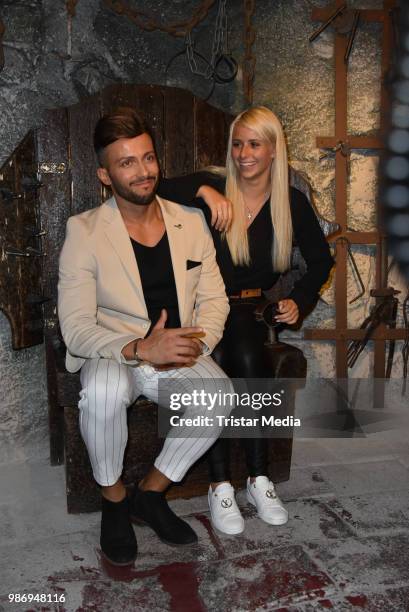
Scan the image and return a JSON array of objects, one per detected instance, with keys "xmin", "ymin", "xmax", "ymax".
[
  {"xmin": 266, "ymin": 490, "xmax": 277, "ymax": 499},
  {"xmin": 221, "ymin": 498, "xmax": 233, "ymax": 508}
]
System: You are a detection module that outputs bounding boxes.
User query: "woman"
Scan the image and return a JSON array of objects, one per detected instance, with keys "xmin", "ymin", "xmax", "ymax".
[{"xmin": 158, "ymin": 106, "xmax": 334, "ymax": 535}]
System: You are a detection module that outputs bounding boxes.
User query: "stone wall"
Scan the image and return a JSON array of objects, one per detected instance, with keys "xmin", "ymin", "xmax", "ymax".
[{"xmin": 0, "ymin": 0, "xmax": 405, "ymax": 462}]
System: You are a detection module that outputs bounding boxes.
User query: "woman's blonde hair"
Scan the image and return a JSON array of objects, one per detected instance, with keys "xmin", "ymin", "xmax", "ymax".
[{"xmin": 224, "ymin": 106, "xmax": 292, "ymax": 272}]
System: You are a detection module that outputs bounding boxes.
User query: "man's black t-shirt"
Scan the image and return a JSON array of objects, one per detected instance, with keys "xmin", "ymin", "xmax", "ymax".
[{"xmin": 130, "ymin": 232, "xmax": 181, "ymax": 330}]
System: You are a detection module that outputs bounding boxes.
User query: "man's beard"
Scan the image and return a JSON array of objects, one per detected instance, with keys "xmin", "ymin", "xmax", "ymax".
[{"xmin": 110, "ymin": 174, "xmax": 159, "ymax": 206}]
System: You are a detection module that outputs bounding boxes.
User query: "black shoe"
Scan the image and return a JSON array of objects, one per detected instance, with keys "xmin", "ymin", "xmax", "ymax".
[
  {"xmin": 130, "ymin": 487, "xmax": 198, "ymax": 546},
  {"xmin": 100, "ymin": 496, "xmax": 138, "ymax": 566}
]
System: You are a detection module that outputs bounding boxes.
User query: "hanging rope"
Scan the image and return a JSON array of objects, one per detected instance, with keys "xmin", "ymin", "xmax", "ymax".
[
  {"xmin": 243, "ymin": 0, "xmax": 256, "ymax": 104},
  {"xmin": 103, "ymin": 0, "xmax": 218, "ymax": 38}
]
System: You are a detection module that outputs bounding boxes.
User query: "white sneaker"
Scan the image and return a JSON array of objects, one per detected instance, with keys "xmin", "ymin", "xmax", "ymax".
[
  {"xmin": 246, "ymin": 476, "xmax": 288, "ymax": 526},
  {"xmin": 208, "ymin": 483, "xmax": 245, "ymax": 535}
]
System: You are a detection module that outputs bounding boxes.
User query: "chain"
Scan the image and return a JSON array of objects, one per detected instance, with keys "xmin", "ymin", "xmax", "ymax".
[
  {"xmin": 210, "ymin": 0, "xmax": 227, "ymax": 69},
  {"xmin": 0, "ymin": 16, "xmax": 5, "ymax": 72},
  {"xmin": 184, "ymin": 0, "xmax": 228, "ymax": 79},
  {"xmin": 185, "ymin": 31, "xmax": 203, "ymax": 76},
  {"xmin": 103, "ymin": 0, "xmax": 217, "ymax": 38},
  {"xmin": 64, "ymin": 0, "xmax": 235, "ymax": 94},
  {"xmin": 243, "ymin": 0, "xmax": 256, "ymax": 104}
]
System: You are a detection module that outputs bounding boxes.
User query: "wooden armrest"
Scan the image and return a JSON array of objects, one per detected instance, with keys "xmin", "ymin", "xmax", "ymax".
[{"xmin": 254, "ymin": 299, "xmax": 280, "ymax": 328}]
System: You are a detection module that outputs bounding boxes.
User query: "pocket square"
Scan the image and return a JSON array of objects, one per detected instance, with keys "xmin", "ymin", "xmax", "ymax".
[{"xmin": 186, "ymin": 259, "xmax": 202, "ymax": 270}]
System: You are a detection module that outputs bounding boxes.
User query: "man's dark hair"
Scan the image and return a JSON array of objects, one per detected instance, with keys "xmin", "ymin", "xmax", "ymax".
[{"xmin": 93, "ymin": 107, "xmax": 154, "ymax": 166}]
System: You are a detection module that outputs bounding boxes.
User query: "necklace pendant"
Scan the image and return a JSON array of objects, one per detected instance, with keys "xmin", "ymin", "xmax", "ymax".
[{"xmin": 247, "ymin": 212, "xmax": 252, "ymax": 220}]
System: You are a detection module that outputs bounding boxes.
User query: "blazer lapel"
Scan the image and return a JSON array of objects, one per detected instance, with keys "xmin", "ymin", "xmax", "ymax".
[
  {"xmin": 101, "ymin": 197, "xmax": 148, "ymax": 316},
  {"xmin": 157, "ymin": 196, "xmax": 186, "ymax": 323}
]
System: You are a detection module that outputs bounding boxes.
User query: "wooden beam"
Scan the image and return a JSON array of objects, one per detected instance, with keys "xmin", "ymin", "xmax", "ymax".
[
  {"xmin": 311, "ymin": 8, "xmax": 386, "ymax": 24},
  {"xmin": 334, "ymin": 8, "xmax": 349, "ymax": 378},
  {"xmin": 374, "ymin": 0, "xmax": 396, "ymax": 378},
  {"xmin": 329, "ymin": 231, "xmax": 380, "ymax": 244},
  {"xmin": 317, "ymin": 136, "xmax": 384, "ymax": 150}
]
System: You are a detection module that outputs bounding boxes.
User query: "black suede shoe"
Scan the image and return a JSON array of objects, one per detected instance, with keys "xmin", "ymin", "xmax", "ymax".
[
  {"xmin": 100, "ymin": 496, "xmax": 138, "ymax": 566},
  {"xmin": 130, "ymin": 487, "xmax": 198, "ymax": 546}
]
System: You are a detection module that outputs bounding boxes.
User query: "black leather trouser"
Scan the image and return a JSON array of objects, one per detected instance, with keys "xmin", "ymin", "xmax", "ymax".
[{"xmin": 209, "ymin": 298, "xmax": 272, "ymax": 482}]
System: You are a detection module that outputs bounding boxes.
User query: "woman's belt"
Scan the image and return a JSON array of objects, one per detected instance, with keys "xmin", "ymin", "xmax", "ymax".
[{"xmin": 228, "ymin": 288, "xmax": 262, "ymax": 300}]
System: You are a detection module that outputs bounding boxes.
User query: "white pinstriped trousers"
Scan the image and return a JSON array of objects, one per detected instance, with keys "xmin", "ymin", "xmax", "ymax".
[{"xmin": 78, "ymin": 355, "xmax": 233, "ymax": 486}]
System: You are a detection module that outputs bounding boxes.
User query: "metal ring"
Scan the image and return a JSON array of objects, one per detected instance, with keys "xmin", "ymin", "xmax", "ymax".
[
  {"xmin": 165, "ymin": 47, "xmax": 216, "ymax": 102},
  {"xmin": 165, "ymin": 47, "xmax": 213, "ymax": 80}
]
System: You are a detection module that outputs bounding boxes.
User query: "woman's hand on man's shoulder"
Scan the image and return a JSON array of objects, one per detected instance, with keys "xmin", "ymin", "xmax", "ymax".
[{"xmin": 196, "ymin": 185, "xmax": 233, "ymax": 231}]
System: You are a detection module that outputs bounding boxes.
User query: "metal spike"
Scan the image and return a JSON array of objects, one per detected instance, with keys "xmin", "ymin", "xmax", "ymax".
[{"xmin": 5, "ymin": 247, "xmax": 30, "ymax": 257}]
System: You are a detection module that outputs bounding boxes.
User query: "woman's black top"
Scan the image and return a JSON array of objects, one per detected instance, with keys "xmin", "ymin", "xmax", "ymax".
[
  {"xmin": 130, "ymin": 233, "xmax": 181, "ymax": 329},
  {"xmin": 157, "ymin": 171, "xmax": 334, "ymax": 316}
]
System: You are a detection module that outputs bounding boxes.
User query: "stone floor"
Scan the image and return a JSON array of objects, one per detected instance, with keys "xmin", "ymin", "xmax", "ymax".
[{"xmin": 1, "ymin": 429, "xmax": 409, "ymax": 612}]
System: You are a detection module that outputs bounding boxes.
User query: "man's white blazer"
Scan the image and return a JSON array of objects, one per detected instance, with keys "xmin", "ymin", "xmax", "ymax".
[{"xmin": 58, "ymin": 195, "xmax": 229, "ymax": 373}]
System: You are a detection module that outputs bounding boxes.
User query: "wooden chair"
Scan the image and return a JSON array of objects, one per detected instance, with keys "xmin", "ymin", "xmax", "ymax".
[{"xmin": 1, "ymin": 84, "xmax": 306, "ymax": 513}]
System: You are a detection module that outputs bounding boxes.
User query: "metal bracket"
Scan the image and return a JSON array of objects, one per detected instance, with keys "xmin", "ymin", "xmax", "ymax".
[
  {"xmin": 5, "ymin": 246, "xmax": 46, "ymax": 258},
  {"xmin": 37, "ymin": 162, "xmax": 68, "ymax": 174},
  {"xmin": 25, "ymin": 246, "xmax": 46, "ymax": 257},
  {"xmin": 309, "ymin": 3, "xmax": 347, "ymax": 42},
  {"xmin": 319, "ymin": 140, "xmax": 351, "ymax": 161},
  {"xmin": 5, "ymin": 247, "xmax": 30, "ymax": 258},
  {"xmin": 24, "ymin": 226, "xmax": 47, "ymax": 238},
  {"xmin": 0, "ymin": 188, "xmax": 23, "ymax": 202}
]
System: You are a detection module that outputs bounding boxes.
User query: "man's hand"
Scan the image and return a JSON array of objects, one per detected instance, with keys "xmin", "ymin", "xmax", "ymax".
[
  {"xmin": 137, "ymin": 309, "xmax": 204, "ymax": 367},
  {"xmin": 274, "ymin": 299, "xmax": 299, "ymax": 325},
  {"xmin": 197, "ymin": 185, "xmax": 233, "ymax": 231}
]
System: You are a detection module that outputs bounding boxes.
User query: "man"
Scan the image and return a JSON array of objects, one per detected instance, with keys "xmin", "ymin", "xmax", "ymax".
[{"xmin": 58, "ymin": 107, "xmax": 232, "ymax": 566}]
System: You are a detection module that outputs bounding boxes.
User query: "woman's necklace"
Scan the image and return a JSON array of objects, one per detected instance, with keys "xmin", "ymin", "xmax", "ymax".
[{"xmin": 245, "ymin": 191, "xmax": 271, "ymax": 221}]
